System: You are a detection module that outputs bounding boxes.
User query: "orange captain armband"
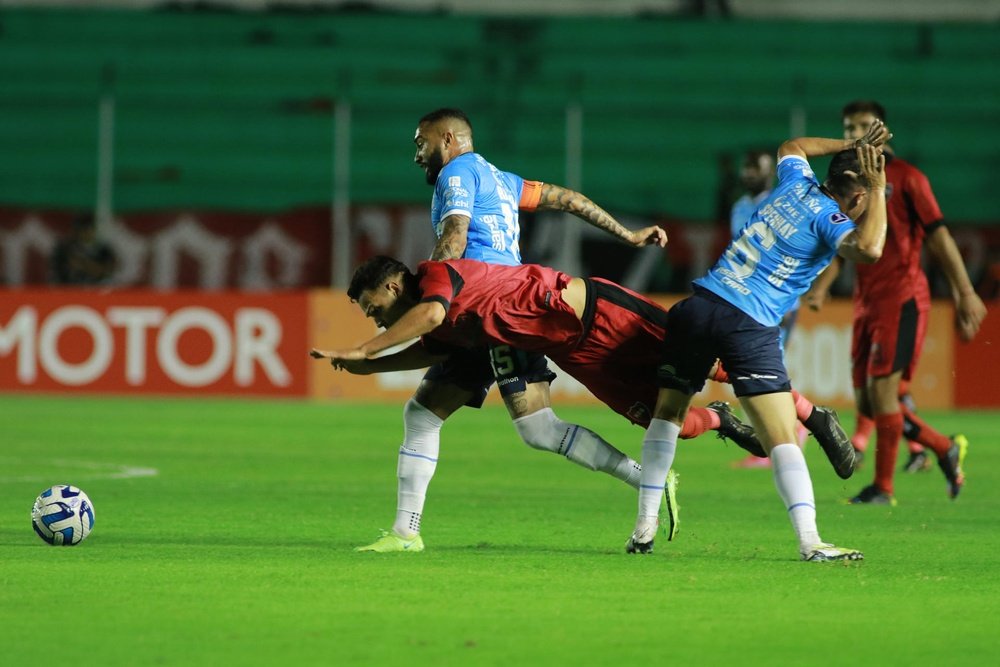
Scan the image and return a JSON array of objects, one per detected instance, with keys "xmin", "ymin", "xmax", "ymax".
[{"xmin": 519, "ymin": 180, "xmax": 544, "ymax": 212}]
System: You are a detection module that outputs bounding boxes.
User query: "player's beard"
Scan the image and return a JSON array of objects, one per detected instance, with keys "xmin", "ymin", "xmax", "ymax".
[{"xmin": 423, "ymin": 150, "xmax": 444, "ymax": 185}]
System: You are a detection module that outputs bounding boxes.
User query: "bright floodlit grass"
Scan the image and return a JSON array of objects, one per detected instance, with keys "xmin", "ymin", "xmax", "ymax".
[{"xmin": 1, "ymin": 395, "xmax": 998, "ymax": 666}]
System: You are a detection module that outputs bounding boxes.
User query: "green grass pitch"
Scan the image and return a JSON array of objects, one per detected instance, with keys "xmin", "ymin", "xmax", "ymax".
[{"xmin": 2, "ymin": 395, "xmax": 998, "ymax": 666}]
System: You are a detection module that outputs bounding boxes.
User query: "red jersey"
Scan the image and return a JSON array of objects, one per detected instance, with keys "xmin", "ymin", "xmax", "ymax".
[
  {"xmin": 416, "ymin": 259, "xmax": 582, "ymax": 354},
  {"xmin": 854, "ymin": 155, "xmax": 942, "ymax": 307},
  {"xmin": 417, "ymin": 259, "xmax": 670, "ymax": 426}
]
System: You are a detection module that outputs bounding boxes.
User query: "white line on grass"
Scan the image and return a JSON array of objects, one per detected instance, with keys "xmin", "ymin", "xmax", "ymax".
[{"xmin": 0, "ymin": 458, "xmax": 159, "ymax": 483}]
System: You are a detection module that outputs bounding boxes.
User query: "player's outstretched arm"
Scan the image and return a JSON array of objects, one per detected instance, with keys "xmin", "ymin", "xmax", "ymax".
[
  {"xmin": 535, "ymin": 183, "xmax": 667, "ymax": 248},
  {"xmin": 778, "ymin": 137, "xmax": 851, "ymax": 160},
  {"xmin": 309, "ymin": 301, "xmax": 447, "ymax": 362},
  {"xmin": 779, "ymin": 119, "xmax": 892, "ymax": 160},
  {"xmin": 925, "ymin": 227, "xmax": 988, "ymax": 341},
  {"xmin": 310, "ymin": 342, "xmax": 447, "ymax": 375}
]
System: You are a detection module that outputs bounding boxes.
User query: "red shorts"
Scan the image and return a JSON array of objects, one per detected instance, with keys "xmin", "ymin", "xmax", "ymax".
[
  {"xmin": 851, "ymin": 297, "xmax": 928, "ymax": 388},
  {"xmin": 547, "ymin": 278, "xmax": 665, "ymax": 428}
]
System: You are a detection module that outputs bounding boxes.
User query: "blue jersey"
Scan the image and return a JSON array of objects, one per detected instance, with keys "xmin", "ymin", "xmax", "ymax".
[
  {"xmin": 731, "ymin": 188, "xmax": 802, "ymax": 326},
  {"xmin": 697, "ymin": 155, "xmax": 855, "ymax": 327},
  {"xmin": 431, "ymin": 152, "xmax": 524, "ymax": 266}
]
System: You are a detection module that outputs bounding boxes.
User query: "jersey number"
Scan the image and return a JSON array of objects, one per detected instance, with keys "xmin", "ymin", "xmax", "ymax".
[
  {"xmin": 489, "ymin": 345, "xmax": 515, "ymax": 376},
  {"xmin": 724, "ymin": 221, "xmax": 776, "ymax": 280},
  {"xmin": 500, "ymin": 202, "xmax": 520, "ymax": 256}
]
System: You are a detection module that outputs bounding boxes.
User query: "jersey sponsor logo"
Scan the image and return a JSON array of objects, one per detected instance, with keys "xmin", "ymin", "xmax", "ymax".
[
  {"xmin": 444, "ymin": 185, "xmax": 470, "ymax": 206},
  {"xmin": 767, "ymin": 254, "xmax": 801, "ymax": 288},
  {"xmin": 448, "ymin": 176, "xmax": 462, "ymax": 187},
  {"xmin": 767, "ymin": 196, "xmax": 806, "ymax": 226},
  {"xmin": 829, "ymin": 212, "xmax": 850, "ymax": 225},
  {"xmin": 790, "ymin": 182, "xmax": 825, "ymax": 214},
  {"xmin": 720, "ymin": 275, "xmax": 752, "ymax": 295},
  {"xmin": 445, "ymin": 198, "xmax": 471, "ymax": 211}
]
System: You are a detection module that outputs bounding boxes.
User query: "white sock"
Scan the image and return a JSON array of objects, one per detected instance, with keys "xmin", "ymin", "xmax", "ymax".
[
  {"xmin": 770, "ymin": 443, "xmax": 821, "ymax": 549},
  {"xmin": 636, "ymin": 418, "xmax": 679, "ymax": 531},
  {"xmin": 513, "ymin": 408, "xmax": 642, "ymax": 488},
  {"xmin": 393, "ymin": 399, "xmax": 443, "ymax": 539}
]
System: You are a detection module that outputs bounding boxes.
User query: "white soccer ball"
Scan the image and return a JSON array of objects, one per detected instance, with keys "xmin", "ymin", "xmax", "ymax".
[{"xmin": 31, "ymin": 485, "xmax": 96, "ymax": 546}]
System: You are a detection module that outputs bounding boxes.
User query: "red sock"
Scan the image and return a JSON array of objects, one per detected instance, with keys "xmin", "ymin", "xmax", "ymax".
[
  {"xmin": 852, "ymin": 414, "xmax": 874, "ymax": 453},
  {"xmin": 679, "ymin": 406, "xmax": 721, "ymax": 439},
  {"xmin": 711, "ymin": 365, "xmax": 730, "ymax": 384},
  {"xmin": 791, "ymin": 389, "xmax": 814, "ymax": 423},
  {"xmin": 900, "ymin": 404, "xmax": 949, "ymax": 457},
  {"xmin": 873, "ymin": 413, "xmax": 904, "ymax": 494}
]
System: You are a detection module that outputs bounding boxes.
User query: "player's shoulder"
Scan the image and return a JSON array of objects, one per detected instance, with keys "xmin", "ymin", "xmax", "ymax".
[
  {"xmin": 416, "ymin": 259, "xmax": 460, "ymax": 286},
  {"xmin": 418, "ymin": 258, "xmax": 463, "ymax": 269},
  {"xmin": 820, "ymin": 208, "xmax": 852, "ymax": 226},
  {"xmin": 776, "ymin": 154, "xmax": 815, "ymax": 181},
  {"xmin": 887, "ymin": 153, "xmax": 915, "ymax": 171},
  {"xmin": 777, "ymin": 153, "xmax": 809, "ymax": 169},
  {"xmin": 806, "ymin": 190, "xmax": 851, "ymax": 230},
  {"xmin": 438, "ymin": 153, "xmax": 481, "ymax": 180},
  {"xmin": 452, "ymin": 152, "xmax": 489, "ymax": 172},
  {"xmin": 887, "ymin": 155, "xmax": 929, "ymax": 181},
  {"xmin": 434, "ymin": 165, "xmax": 478, "ymax": 212}
]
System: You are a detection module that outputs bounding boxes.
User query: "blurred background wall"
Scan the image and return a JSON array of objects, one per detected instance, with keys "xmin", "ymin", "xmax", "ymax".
[
  {"xmin": 1, "ymin": 1, "xmax": 998, "ymax": 405},
  {"xmin": 1, "ymin": 1, "xmax": 997, "ymax": 293}
]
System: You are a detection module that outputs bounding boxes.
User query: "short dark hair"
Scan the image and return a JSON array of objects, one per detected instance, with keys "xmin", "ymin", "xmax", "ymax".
[
  {"xmin": 841, "ymin": 100, "xmax": 886, "ymax": 122},
  {"xmin": 824, "ymin": 149, "xmax": 867, "ymax": 198},
  {"xmin": 418, "ymin": 108, "xmax": 472, "ymax": 132},
  {"xmin": 347, "ymin": 255, "xmax": 412, "ymax": 301}
]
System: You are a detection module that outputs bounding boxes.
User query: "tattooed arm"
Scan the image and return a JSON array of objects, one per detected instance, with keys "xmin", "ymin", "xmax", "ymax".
[
  {"xmin": 534, "ymin": 183, "xmax": 666, "ymax": 248},
  {"xmin": 430, "ymin": 214, "xmax": 471, "ymax": 260}
]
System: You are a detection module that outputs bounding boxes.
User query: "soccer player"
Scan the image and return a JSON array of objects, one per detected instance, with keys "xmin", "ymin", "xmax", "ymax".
[
  {"xmin": 341, "ymin": 108, "xmax": 699, "ymax": 553},
  {"xmin": 312, "ymin": 256, "xmax": 770, "ymax": 468},
  {"xmin": 626, "ymin": 121, "xmax": 893, "ymax": 561},
  {"xmin": 313, "ymin": 254, "xmax": 858, "ymax": 529},
  {"xmin": 730, "ymin": 149, "xmax": 808, "ymax": 468},
  {"xmin": 731, "ymin": 150, "xmax": 802, "ymax": 350},
  {"xmin": 804, "ymin": 100, "xmax": 986, "ymax": 505}
]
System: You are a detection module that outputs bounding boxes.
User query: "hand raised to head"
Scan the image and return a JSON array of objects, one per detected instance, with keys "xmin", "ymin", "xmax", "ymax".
[
  {"xmin": 856, "ymin": 143, "xmax": 886, "ymax": 191},
  {"xmin": 855, "ymin": 118, "xmax": 892, "ymax": 149}
]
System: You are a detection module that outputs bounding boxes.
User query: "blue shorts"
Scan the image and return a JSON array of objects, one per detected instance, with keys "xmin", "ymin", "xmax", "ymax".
[
  {"xmin": 422, "ymin": 344, "xmax": 556, "ymax": 408},
  {"xmin": 657, "ymin": 288, "xmax": 790, "ymax": 398}
]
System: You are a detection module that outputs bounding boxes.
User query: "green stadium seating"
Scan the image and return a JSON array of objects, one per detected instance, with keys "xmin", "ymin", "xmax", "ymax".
[{"xmin": 0, "ymin": 9, "xmax": 995, "ymax": 222}]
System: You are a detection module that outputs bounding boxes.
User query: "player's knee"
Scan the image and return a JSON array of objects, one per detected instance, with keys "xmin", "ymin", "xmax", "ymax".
[
  {"xmin": 512, "ymin": 407, "xmax": 566, "ymax": 453},
  {"xmin": 403, "ymin": 398, "xmax": 444, "ymax": 436}
]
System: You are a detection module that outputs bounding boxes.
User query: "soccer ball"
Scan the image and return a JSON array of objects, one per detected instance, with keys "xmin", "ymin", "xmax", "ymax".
[{"xmin": 31, "ymin": 485, "xmax": 96, "ymax": 546}]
